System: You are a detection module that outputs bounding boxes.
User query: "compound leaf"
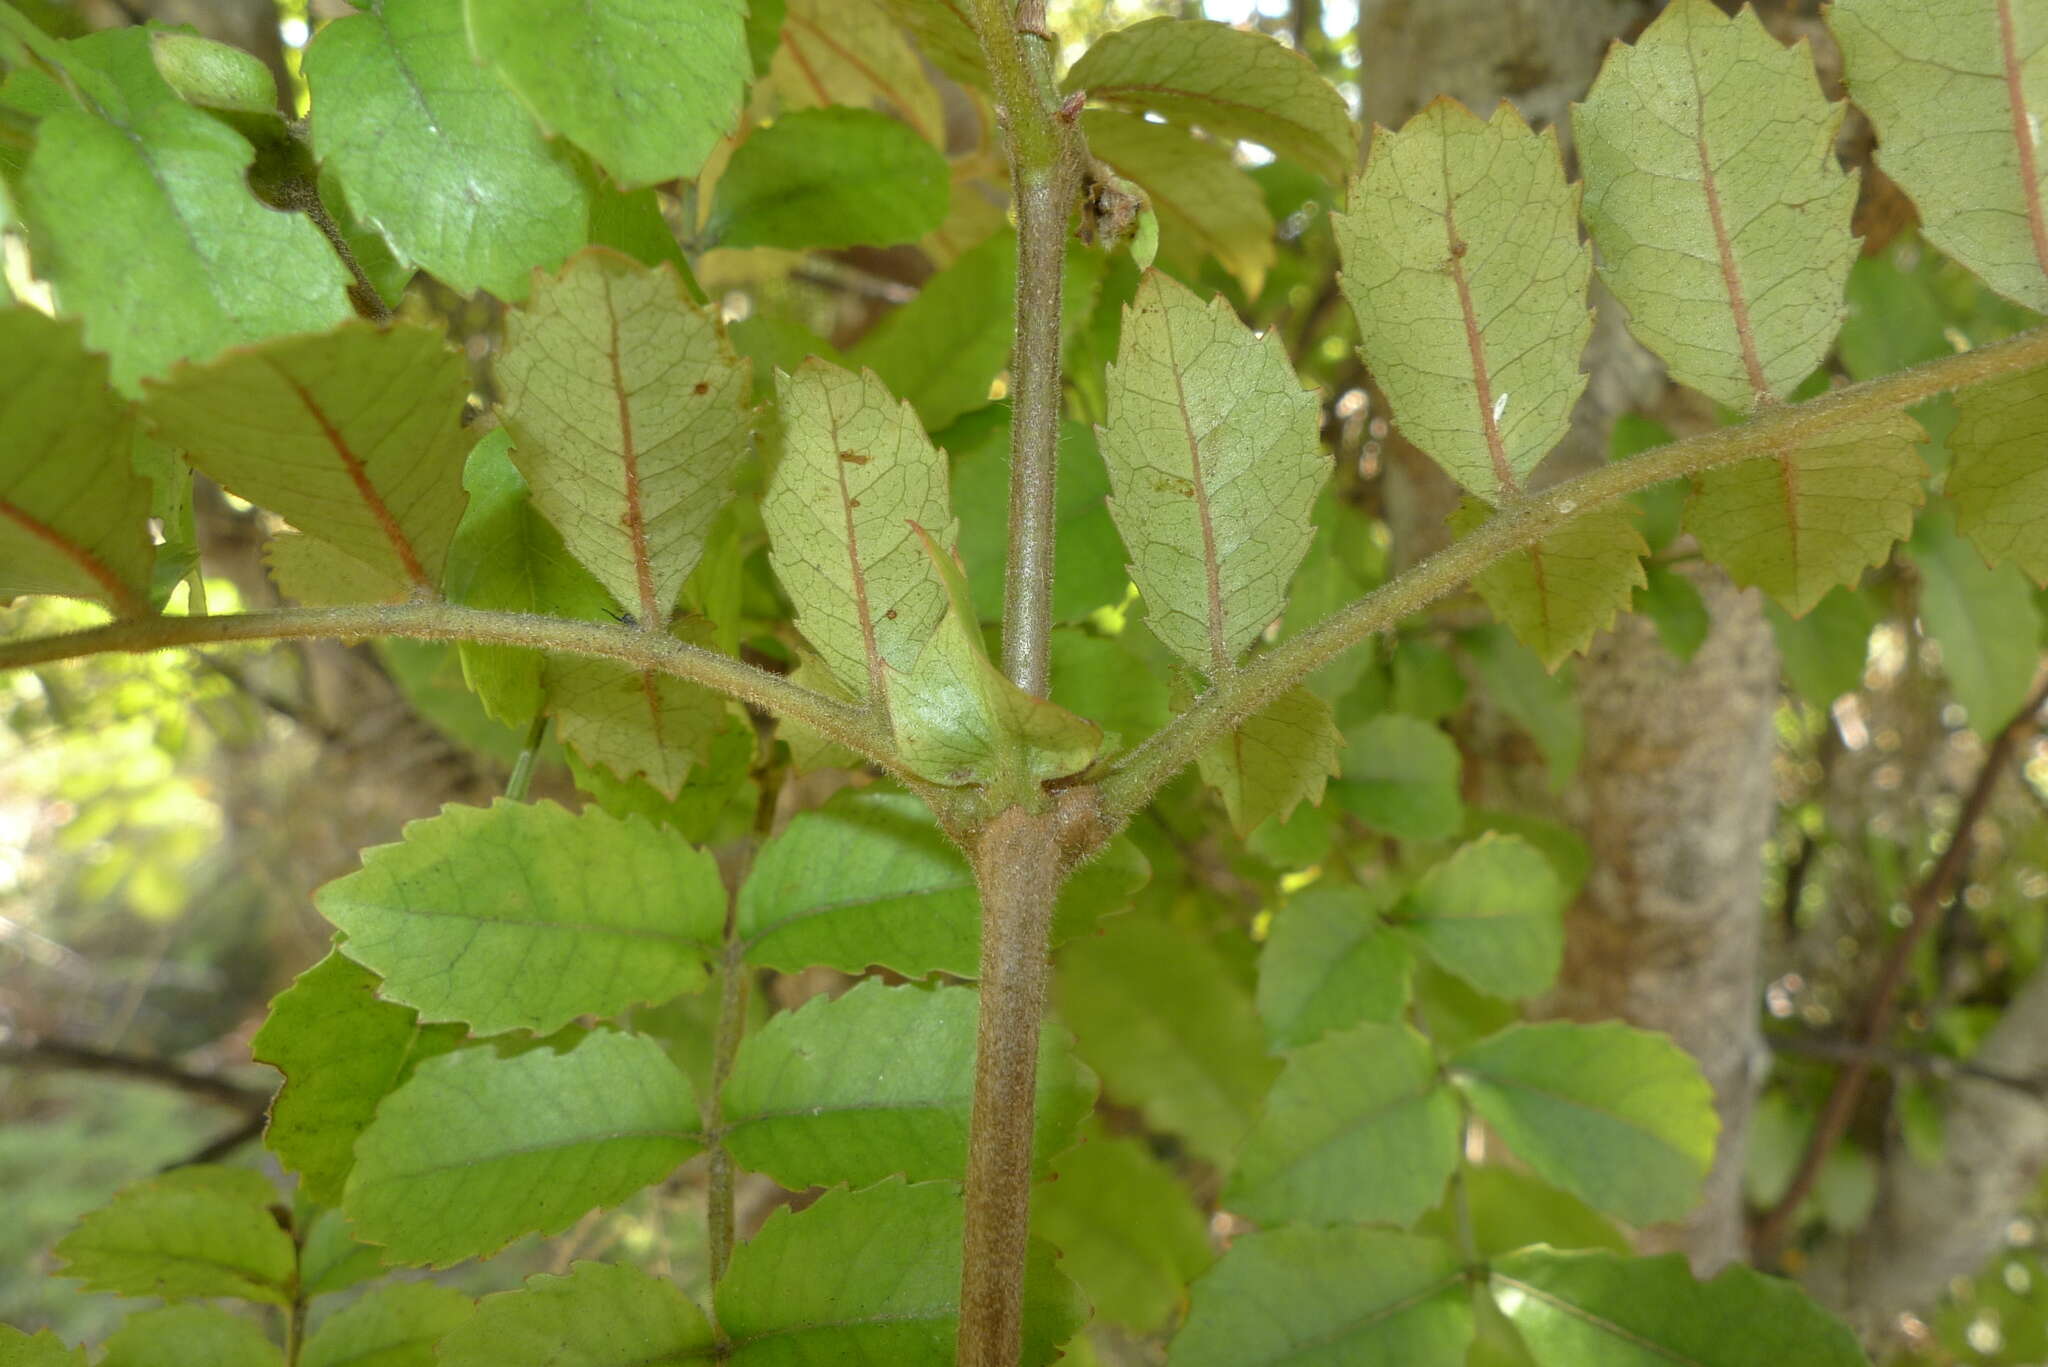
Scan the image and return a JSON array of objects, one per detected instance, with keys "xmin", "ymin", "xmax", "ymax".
[
  {"xmin": 1452, "ymin": 1021, "xmax": 1718, "ymax": 1226},
  {"xmin": 1947, "ymin": 363, "xmax": 2048, "ymax": 584},
  {"xmin": 438, "ymin": 1262, "xmax": 714, "ymax": 1367},
  {"xmin": 1574, "ymin": 0, "xmax": 1858, "ymax": 409},
  {"xmin": 144, "ymin": 322, "xmax": 473, "ymax": 597},
  {"xmin": 717, "ymin": 1179, "xmax": 1084, "ymax": 1366},
  {"xmin": 497, "ymin": 249, "xmax": 753, "ymax": 626},
  {"xmin": 16, "ymin": 30, "xmax": 349, "ymax": 390},
  {"xmin": 1055, "ymin": 912, "xmax": 1278, "ymax": 1166},
  {"xmin": 764, "ymin": 359, "xmax": 953, "ymax": 703},
  {"xmin": 306, "ymin": 0, "xmax": 587, "ymax": 300},
  {"xmin": 1258, "ymin": 882, "xmax": 1413, "ymax": 1050},
  {"xmin": 1457, "ymin": 498, "xmax": 1647, "ymax": 668},
  {"xmin": 251, "ymin": 949, "xmax": 465, "ymax": 1207},
  {"xmin": 1336, "ymin": 98, "xmax": 1591, "ymax": 499},
  {"xmin": 466, "ymin": 0, "xmax": 747, "ymax": 189},
  {"xmin": 301, "ymin": 1282, "xmax": 474, "ymax": 1367},
  {"xmin": 344, "ymin": 1030, "xmax": 701, "ymax": 1266},
  {"xmin": 1064, "ymin": 17, "xmax": 1355, "ymax": 181},
  {"xmin": 705, "ymin": 106, "xmax": 948, "ymax": 250},
  {"xmin": 1031, "ymin": 1134, "xmax": 1214, "ymax": 1334},
  {"xmin": 1171, "ymin": 1228, "xmax": 1470, "ymax": 1367},
  {"xmin": 1830, "ymin": 0, "xmax": 2048, "ymax": 312},
  {"xmin": 1101, "ymin": 270, "xmax": 1326, "ymax": 678},
  {"xmin": 1196, "ymin": 685, "xmax": 1342, "ymax": 836},
  {"xmin": 1490, "ymin": 1248, "xmax": 1866, "ymax": 1367},
  {"xmin": 1686, "ymin": 409, "xmax": 1925, "ymax": 616},
  {"xmin": 723, "ymin": 980, "xmax": 1093, "ymax": 1188},
  {"xmin": 1398, "ymin": 833, "xmax": 1567, "ymax": 1001},
  {"xmin": 314, "ymin": 799, "xmax": 724, "ymax": 1037},
  {"xmin": 100, "ymin": 1306, "xmax": 281, "ymax": 1367},
  {"xmin": 55, "ymin": 1166, "xmax": 294, "ymax": 1306},
  {"xmin": 737, "ymin": 789, "xmax": 977, "ymax": 977},
  {"xmin": 0, "ymin": 309, "xmax": 151, "ymax": 614},
  {"xmin": 1084, "ymin": 110, "xmax": 1276, "ymax": 295},
  {"xmin": 1225, "ymin": 1022, "xmax": 1462, "ymax": 1228}
]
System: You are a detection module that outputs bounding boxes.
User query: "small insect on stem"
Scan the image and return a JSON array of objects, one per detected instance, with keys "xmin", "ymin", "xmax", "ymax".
[{"xmin": 604, "ymin": 606, "xmax": 638, "ymax": 629}]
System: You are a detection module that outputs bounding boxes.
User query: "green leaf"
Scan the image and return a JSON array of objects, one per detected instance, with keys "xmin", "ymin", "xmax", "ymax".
[
  {"xmin": 764, "ymin": 359, "xmax": 953, "ymax": 702},
  {"xmin": 1764, "ymin": 586, "xmax": 1874, "ymax": 711},
  {"xmin": 299, "ymin": 1210, "xmax": 386, "ymax": 1298},
  {"xmin": 1947, "ymin": 363, "xmax": 2048, "ymax": 584},
  {"xmin": 1910, "ymin": 503, "xmax": 2042, "ymax": 737},
  {"xmin": 1635, "ymin": 564, "xmax": 1712, "ymax": 663},
  {"xmin": 771, "ymin": 0, "xmax": 946, "ymax": 153},
  {"xmin": 1460, "ymin": 624, "xmax": 1583, "ymax": 789},
  {"xmin": 1399, "ymin": 834, "xmax": 1566, "ymax": 1000},
  {"xmin": 344, "ymin": 1030, "xmax": 701, "ymax": 1266},
  {"xmin": 1490, "ymin": 1247, "xmax": 1867, "ymax": 1367},
  {"xmin": 1685, "ymin": 410, "xmax": 1925, "ymax": 616},
  {"xmin": 705, "ymin": 106, "xmax": 948, "ymax": 250},
  {"xmin": 951, "ymin": 408, "xmax": 1128, "ymax": 624},
  {"xmin": 55, "ymin": 1166, "xmax": 294, "ymax": 1305},
  {"xmin": 1330, "ymin": 713, "xmax": 1465, "ymax": 842},
  {"xmin": 0, "ymin": 1328, "xmax": 85, "ymax": 1367},
  {"xmin": 251, "ymin": 949, "xmax": 465, "ymax": 1207},
  {"xmin": 143, "ymin": 323, "xmax": 473, "ymax": 597},
  {"xmin": 1456, "ymin": 499, "xmax": 1647, "ymax": 667},
  {"xmin": 887, "ymin": 525, "xmax": 1102, "ymax": 791},
  {"xmin": 497, "ymin": 249, "xmax": 753, "ymax": 626},
  {"xmin": 1259, "ymin": 882, "xmax": 1412, "ymax": 1050},
  {"xmin": 1452, "ymin": 1021, "xmax": 1718, "ymax": 1226},
  {"xmin": 149, "ymin": 31, "xmax": 275, "ymax": 117},
  {"xmin": 438, "ymin": 1262, "xmax": 714, "ymax": 1367},
  {"xmin": 545, "ymin": 650, "xmax": 730, "ymax": 800},
  {"xmin": 305, "ymin": 0, "xmax": 588, "ymax": 300},
  {"xmin": 724, "ymin": 980, "xmax": 1092, "ymax": 1188},
  {"xmin": 0, "ymin": 309, "xmax": 152, "ymax": 614},
  {"xmin": 1424, "ymin": 1165, "xmax": 1631, "ymax": 1257},
  {"xmin": 738, "ymin": 788, "xmax": 976, "ymax": 976},
  {"xmin": 1050, "ymin": 629, "xmax": 1174, "ymax": 749},
  {"xmin": 1573, "ymin": 0, "xmax": 1857, "ymax": 409},
  {"xmin": 1391, "ymin": 639, "xmax": 1467, "ymax": 721},
  {"xmin": 1063, "ymin": 17, "xmax": 1355, "ymax": 182},
  {"xmin": 1226, "ymin": 1021, "xmax": 1463, "ymax": 1228},
  {"xmin": 719, "ymin": 1178, "xmax": 1084, "ymax": 1365},
  {"xmin": 876, "ymin": 0, "xmax": 987, "ymax": 89},
  {"xmin": 1197, "ymin": 685, "xmax": 1342, "ymax": 837},
  {"xmin": 15, "ymin": 30, "xmax": 350, "ymax": 391},
  {"xmin": 1031, "ymin": 1134, "xmax": 1213, "ymax": 1334},
  {"xmin": 443, "ymin": 432, "xmax": 617, "ymax": 726},
  {"xmin": 847, "ymin": 228, "xmax": 1013, "ymax": 433},
  {"xmin": 100, "ymin": 1306, "xmax": 282, "ymax": 1367},
  {"xmin": 301, "ymin": 1282, "xmax": 474, "ymax": 1367},
  {"xmin": 466, "ymin": 0, "xmax": 746, "ymax": 189},
  {"xmin": 314, "ymin": 800, "xmax": 724, "ymax": 1036},
  {"xmin": 1171, "ymin": 1228, "xmax": 1471, "ymax": 1367},
  {"xmin": 1830, "ymin": 0, "xmax": 2048, "ymax": 312},
  {"xmin": 1055, "ymin": 912, "xmax": 1279, "ymax": 1165},
  {"xmin": 1083, "ymin": 110, "xmax": 1276, "ymax": 294},
  {"xmin": 1336, "ymin": 99, "xmax": 1591, "ymax": 499},
  {"xmin": 1101, "ymin": 269, "xmax": 1327, "ymax": 678}
]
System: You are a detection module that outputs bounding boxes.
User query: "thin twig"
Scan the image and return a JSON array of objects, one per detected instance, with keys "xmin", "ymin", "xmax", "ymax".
[
  {"xmin": 163, "ymin": 1112, "xmax": 268, "ymax": 1172},
  {"xmin": 2, "ymin": 1036, "xmax": 270, "ymax": 1111},
  {"xmin": 1770, "ymin": 1032, "xmax": 2048, "ymax": 1098},
  {"xmin": 1753, "ymin": 672, "xmax": 2048, "ymax": 1265}
]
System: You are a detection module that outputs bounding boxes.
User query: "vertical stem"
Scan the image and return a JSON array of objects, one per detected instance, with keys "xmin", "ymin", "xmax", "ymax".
[
  {"xmin": 958, "ymin": 807, "xmax": 1064, "ymax": 1367},
  {"xmin": 705, "ymin": 933, "xmax": 748, "ymax": 1286},
  {"xmin": 971, "ymin": 0, "xmax": 1080, "ymax": 698}
]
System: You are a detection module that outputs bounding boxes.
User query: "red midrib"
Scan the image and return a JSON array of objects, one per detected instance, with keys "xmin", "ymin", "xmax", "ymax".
[
  {"xmin": 1995, "ymin": 0, "xmax": 2048, "ymax": 279},
  {"xmin": 604, "ymin": 282, "xmax": 661, "ymax": 629},
  {"xmin": 276, "ymin": 367, "xmax": 430, "ymax": 588},
  {"xmin": 1688, "ymin": 46, "xmax": 1772, "ymax": 404},
  {"xmin": 1440, "ymin": 133, "xmax": 1517, "ymax": 496},
  {"xmin": 0, "ymin": 496, "xmax": 143, "ymax": 614}
]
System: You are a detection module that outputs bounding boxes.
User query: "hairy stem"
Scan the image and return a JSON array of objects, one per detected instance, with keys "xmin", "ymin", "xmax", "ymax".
[
  {"xmin": 705, "ymin": 933, "xmax": 749, "ymax": 1288},
  {"xmin": 959, "ymin": 806, "xmax": 1064, "ymax": 1367},
  {"xmin": 972, "ymin": 0, "xmax": 1080, "ymax": 697},
  {"xmin": 0, "ymin": 602, "xmax": 932, "ymax": 790},
  {"xmin": 1098, "ymin": 321, "xmax": 2048, "ymax": 826}
]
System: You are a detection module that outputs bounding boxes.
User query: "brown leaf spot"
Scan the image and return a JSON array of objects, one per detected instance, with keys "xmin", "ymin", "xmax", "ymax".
[
  {"xmin": 839, "ymin": 450, "xmax": 869, "ymax": 464},
  {"xmin": 693, "ymin": 381, "xmax": 710, "ymax": 394},
  {"xmin": 885, "ymin": 609, "xmax": 898, "ymax": 620},
  {"xmin": 848, "ymin": 497, "xmax": 861, "ymax": 509}
]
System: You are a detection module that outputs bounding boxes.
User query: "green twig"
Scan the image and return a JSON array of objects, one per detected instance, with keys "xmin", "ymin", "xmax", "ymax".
[{"xmin": 505, "ymin": 713, "xmax": 549, "ymax": 801}]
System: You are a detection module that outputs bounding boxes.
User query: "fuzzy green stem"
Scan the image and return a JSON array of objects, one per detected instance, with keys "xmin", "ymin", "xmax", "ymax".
[
  {"xmin": 0, "ymin": 602, "xmax": 925, "ymax": 789},
  {"xmin": 958, "ymin": 806, "xmax": 1064, "ymax": 1367},
  {"xmin": 1098, "ymin": 321, "xmax": 2048, "ymax": 827},
  {"xmin": 973, "ymin": 0, "xmax": 1080, "ymax": 698},
  {"xmin": 504, "ymin": 713, "xmax": 549, "ymax": 801}
]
